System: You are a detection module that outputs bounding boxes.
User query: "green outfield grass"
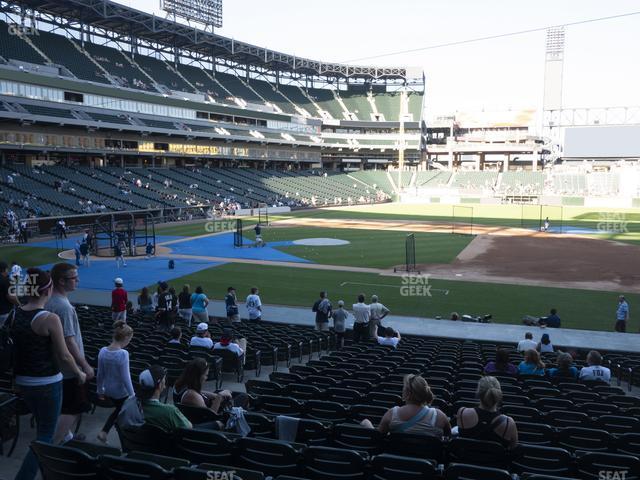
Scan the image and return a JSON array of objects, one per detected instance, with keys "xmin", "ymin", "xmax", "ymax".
[
  {"xmin": 0, "ymin": 245, "xmax": 62, "ymax": 266},
  {"xmin": 160, "ymin": 262, "xmax": 639, "ymax": 332},
  {"xmin": 243, "ymin": 227, "xmax": 473, "ymax": 268}
]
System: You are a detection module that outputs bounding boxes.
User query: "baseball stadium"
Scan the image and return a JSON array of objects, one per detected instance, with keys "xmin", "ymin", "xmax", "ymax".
[{"xmin": 1, "ymin": 0, "xmax": 640, "ymax": 478}]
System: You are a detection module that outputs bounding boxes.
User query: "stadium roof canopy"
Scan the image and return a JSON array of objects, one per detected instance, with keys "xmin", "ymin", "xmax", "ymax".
[{"xmin": 4, "ymin": 0, "xmax": 414, "ymax": 81}]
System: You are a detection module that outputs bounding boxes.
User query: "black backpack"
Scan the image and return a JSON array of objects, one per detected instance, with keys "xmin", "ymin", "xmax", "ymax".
[{"xmin": 0, "ymin": 310, "xmax": 16, "ymax": 373}]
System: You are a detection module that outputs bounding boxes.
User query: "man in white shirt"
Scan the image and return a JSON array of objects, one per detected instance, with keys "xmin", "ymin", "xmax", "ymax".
[
  {"xmin": 369, "ymin": 295, "xmax": 390, "ymax": 339},
  {"xmin": 214, "ymin": 332, "xmax": 245, "ymax": 357},
  {"xmin": 352, "ymin": 294, "xmax": 370, "ymax": 344},
  {"xmin": 377, "ymin": 327, "xmax": 401, "ymax": 348},
  {"xmin": 517, "ymin": 332, "xmax": 537, "ymax": 353},
  {"xmin": 246, "ymin": 287, "xmax": 262, "ymax": 321},
  {"xmin": 579, "ymin": 350, "xmax": 611, "ymax": 384},
  {"xmin": 190, "ymin": 323, "xmax": 214, "ymax": 349}
]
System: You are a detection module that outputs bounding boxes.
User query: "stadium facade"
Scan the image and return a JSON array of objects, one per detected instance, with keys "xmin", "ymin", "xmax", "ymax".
[{"xmin": 0, "ymin": 0, "xmax": 424, "ymax": 171}]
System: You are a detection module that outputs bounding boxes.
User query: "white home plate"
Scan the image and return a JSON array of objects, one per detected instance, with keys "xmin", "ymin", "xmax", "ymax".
[{"xmin": 293, "ymin": 238, "xmax": 350, "ymax": 246}]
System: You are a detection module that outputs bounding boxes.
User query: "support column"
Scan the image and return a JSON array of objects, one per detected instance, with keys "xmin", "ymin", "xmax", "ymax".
[{"xmin": 504, "ymin": 154, "xmax": 510, "ymax": 172}]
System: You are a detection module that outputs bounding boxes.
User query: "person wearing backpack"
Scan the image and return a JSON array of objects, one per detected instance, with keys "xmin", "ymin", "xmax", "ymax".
[
  {"xmin": 10, "ymin": 268, "xmax": 86, "ymax": 480},
  {"xmin": 312, "ymin": 291, "xmax": 332, "ymax": 331}
]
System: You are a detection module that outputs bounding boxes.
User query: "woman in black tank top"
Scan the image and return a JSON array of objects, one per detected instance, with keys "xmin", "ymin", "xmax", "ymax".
[
  {"xmin": 456, "ymin": 376, "xmax": 518, "ymax": 449},
  {"xmin": 13, "ymin": 268, "xmax": 86, "ymax": 480},
  {"xmin": 173, "ymin": 357, "xmax": 232, "ymax": 414}
]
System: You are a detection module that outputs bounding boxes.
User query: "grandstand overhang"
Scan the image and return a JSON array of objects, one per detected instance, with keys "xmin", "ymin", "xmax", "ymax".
[{"xmin": 5, "ymin": 0, "xmax": 420, "ymax": 82}]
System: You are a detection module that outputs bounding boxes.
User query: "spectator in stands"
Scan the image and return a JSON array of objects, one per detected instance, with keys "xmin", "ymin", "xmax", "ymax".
[
  {"xmin": 332, "ymin": 300, "xmax": 348, "ymax": 349},
  {"xmin": 225, "ymin": 287, "xmax": 240, "ymax": 324},
  {"xmin": 517, "ymin": 332, "xmax": 537, "ymax": 353},
  {"xmin": 214, "ymin": 331, "xmax": 246, "ymax": 358},
  {"xmin": 360, "ymin": 374, "xmax": 451, "ymax": 437},
  {"xmin": 352, "ymin": 293, "xmax": 370, "ymax": 343},
  {"xmin": 96, "ymin": 321, "xmax": 134, "ymax": 444},
  {"xmin": 456, "ymin": 376, "xmax": 518, "ymax": 449},
  {"xmin": 156, "ymin": 281, "xmax": 177, "ymax": 332},
  {"xmin": 190, "ymin": 286, "xmax": 209, "ymax": 325},
  {"xmin": 246, "ymin": 287, "xmax": 262, "ymax": 321},
  {"xmin": 312, "ymin": 291, "xmax": 332, "ymax": 331},
  {"xmin": 12, "ymin": 268, "xmax": 86, "ymax": 480},
  {"xmin": 173, "ymin": 358, "xmax": 233, "ymax": 417},
  {"xmin": 579, "ymin": 350, "xmax": 611, "ymax": 384},
  {"xmin": 615, "ymin": 295, "xmax": 630, "ymax": 332},
  {"xmin": 483, "ymin": 349, "xmax": 517, "ymax": 376},
  {"xmin": 168, "ymin": 327, "xmax": 182, "ymax": 345},
  {"xmin": 151, "ymin": 285, "xmax": 161, "ymax": 310},
  {"xmin": 119, "ymin": 366, "xmax": 192, "ymax": 433},
  {"xmin": 11, "ymin": 261, "xmax": 22, "ymax": 284},
  {"xmin": 547, "ymin": 352, "xmax": 578, "ymax": 380},
  {"xmin": 369, "ymin": 294, "xmax": 390, "ymax": 339},
  {"xmin": 537, "ymin": 333, "xmax": 554, "ymax": 353},
  {"xmin": 377, "ymin": 327, "xmax": 401, "ymax": 348},
  {"xmin": 450, "ymin": 312, "xmax": 460, "ymax": 321},
  {"xmin": 518, "ymin": 349, "xmax": 546, "ymax": 376},
  {"xmin": 0, "ymin": 261, "xmax": 19, "ymax": 328},
  {"xmin": 111, "ymin": 278, "xmax": 128, "ymax": 323},
  {"xmin": 190, "ymin": 322, "xmax": 214, "ymax": 349},
  {"xmin": 47, "ymin": 263, "xmax": 94, "ymax": 445},
  {"xmin": 137, "ymin": 287, "xmax": 154, "ymax": 314},
  {"xmin": 178, "ymin": 284, "xmax": 193, "ymax": 327}
]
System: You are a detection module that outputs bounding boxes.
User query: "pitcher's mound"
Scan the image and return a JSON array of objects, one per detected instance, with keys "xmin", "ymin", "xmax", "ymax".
[{"xmin": 292, "ymin": 238, "xmax": 350, "ymax": 246}]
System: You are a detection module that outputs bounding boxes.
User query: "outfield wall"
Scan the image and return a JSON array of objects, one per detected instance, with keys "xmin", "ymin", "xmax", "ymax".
[
  {"xmin": 236, "ymin": 206, "xmax": 291, "ymax": 216},
  {"xmin": 400, "ymin": 192, "xmax": 636, "ymax": 208}
]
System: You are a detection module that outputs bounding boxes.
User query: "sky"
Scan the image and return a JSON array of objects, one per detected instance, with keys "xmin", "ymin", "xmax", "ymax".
[{"xmin": 113, "ymin": 0, "xmax": 640, "ymax": 116}]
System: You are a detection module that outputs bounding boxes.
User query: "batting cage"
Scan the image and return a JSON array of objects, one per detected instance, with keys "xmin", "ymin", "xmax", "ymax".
[
  {"xmin": 452, "ymin": 205, "xmax": 474, "ymax": 235},
  {"xmin": 394, "ymin": 233, "xmax": 420, "ymax": 273},
  {"xmin": 520, "ymin": 204, "xmax": 564, "ymax": 232},
  {"xmin": 258, "ymin": 203, "xmax": 269, "ymax": 226},
  {"xmin": 93, "ymin": 212, "xmax": 155, "ymax": 257},
  {"xmin": 234, "ymin": 219, "xmax": 244, "ymax": 247}
]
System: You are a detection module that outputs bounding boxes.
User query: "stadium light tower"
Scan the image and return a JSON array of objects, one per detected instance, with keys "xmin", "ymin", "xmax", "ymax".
[
  {"xmin": 542, "ymin": 26, "xmax": 565, "ymax": 140},
  {"xmin": 161, "ymin": 0, "xmax": 223, "ymax": 30}
]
